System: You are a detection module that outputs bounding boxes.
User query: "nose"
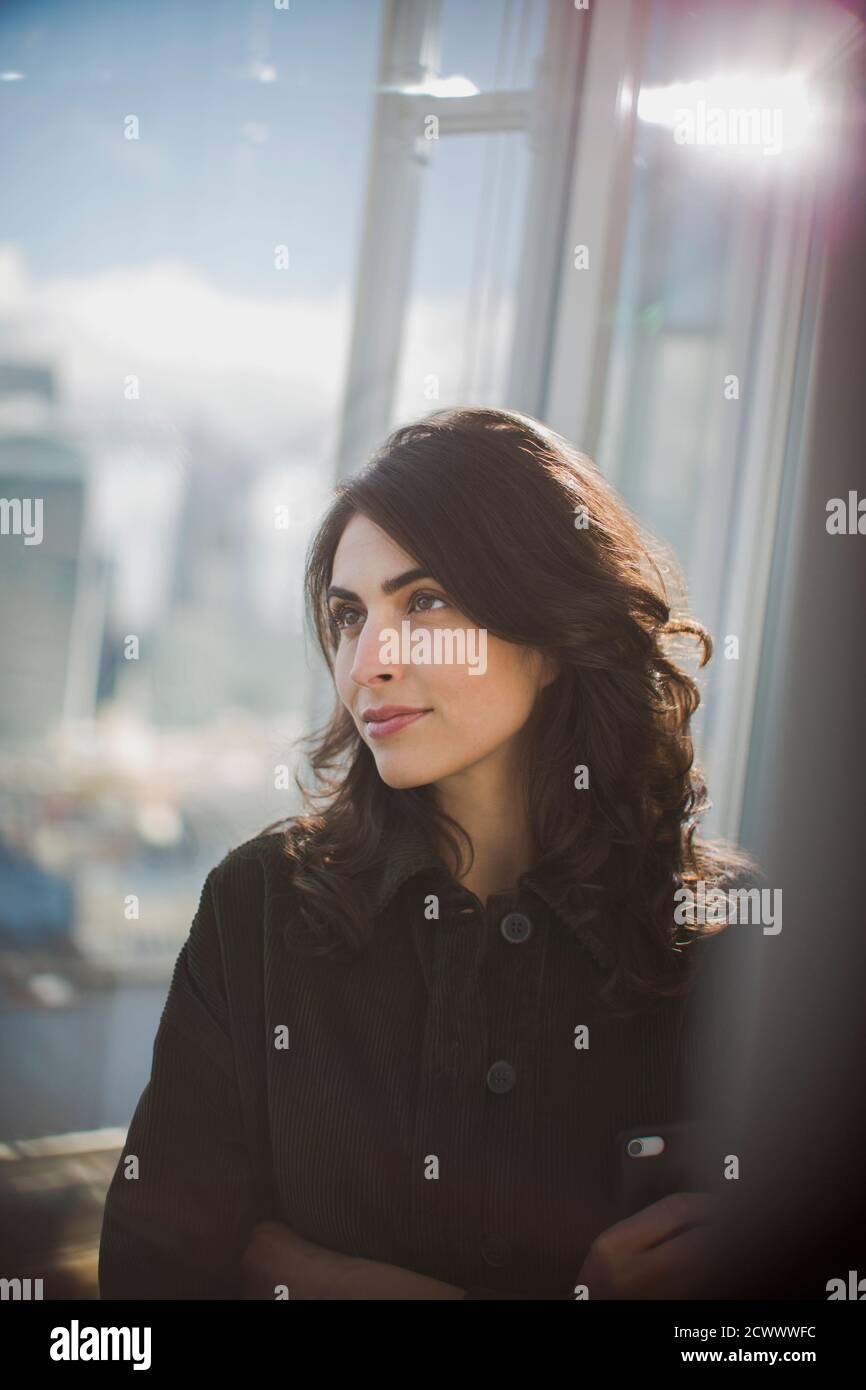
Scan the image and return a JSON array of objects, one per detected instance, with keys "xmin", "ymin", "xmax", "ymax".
[{"xmin": 349, "ymin": 611, "xmax": 406, "ymax": 689}]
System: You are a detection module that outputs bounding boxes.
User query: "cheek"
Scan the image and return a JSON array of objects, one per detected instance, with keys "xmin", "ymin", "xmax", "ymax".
[
  {"xmin": 333, "ymin": 645, "xmax": 353, "ymax": 699},
  {"xmin": 437, "ymin": 659, "xmax": 536, "ymax": 735}
]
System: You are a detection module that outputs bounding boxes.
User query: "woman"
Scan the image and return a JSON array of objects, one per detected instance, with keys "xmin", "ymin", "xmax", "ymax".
[{"xmin": 99, "ymin": 406, "xmax": 757, "ymax": 1301}]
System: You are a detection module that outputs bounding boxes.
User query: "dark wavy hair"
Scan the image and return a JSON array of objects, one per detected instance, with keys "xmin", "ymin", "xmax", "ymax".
[{"xmin": 262, "ymin": 405, "xmax": 758, "ymax": 1014}]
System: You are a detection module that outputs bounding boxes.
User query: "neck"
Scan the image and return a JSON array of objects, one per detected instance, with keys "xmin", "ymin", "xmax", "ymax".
[{"xmin": 432, "ymin": 754, "xmax": 536, "ymax": 906}]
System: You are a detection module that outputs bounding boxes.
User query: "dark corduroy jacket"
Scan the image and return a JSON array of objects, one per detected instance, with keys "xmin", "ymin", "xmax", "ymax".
[{"xmin": 98, "ymin": 818, "xmax": 736, "ymax": 1300}]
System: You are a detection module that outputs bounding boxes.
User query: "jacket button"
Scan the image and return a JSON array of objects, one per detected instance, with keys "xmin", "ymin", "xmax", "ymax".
[
  {"xmin": 486, "ymin": 1060, "xmax": 516, "ymax": 1093},
  {"xmin": 499, "ymin": 911, "xmax": 533, "ymax": 943},
  {"xmin": 481, "ymin": 1235, "xmax": 511, "ymax": 1267}
]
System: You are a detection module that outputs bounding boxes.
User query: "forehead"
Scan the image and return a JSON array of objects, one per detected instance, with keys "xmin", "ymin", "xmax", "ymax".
[{"xmin": 330, "ymin": 514, "xmax": 417, "ymax": 585}]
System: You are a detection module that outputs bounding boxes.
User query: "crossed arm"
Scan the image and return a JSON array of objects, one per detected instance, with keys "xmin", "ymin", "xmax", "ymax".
[
  {"xmin": 99, "ymin": 870, "xmax": 523, "ymax": 1302},
  {"xmin": 240, "ymin": 1220, "xmax": 470, "ymax": 1299}
]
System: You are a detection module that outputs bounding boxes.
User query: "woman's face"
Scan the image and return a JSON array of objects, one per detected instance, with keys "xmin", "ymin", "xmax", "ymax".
[{"xmin": 329, "ymin": 513, "xmax": 558, "ymax": 791}]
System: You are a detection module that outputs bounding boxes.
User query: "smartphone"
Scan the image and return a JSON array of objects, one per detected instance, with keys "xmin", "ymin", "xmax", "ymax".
[{"xmin": 615, "ymin": 1120, "xmax": 721, "ymax": 1220}]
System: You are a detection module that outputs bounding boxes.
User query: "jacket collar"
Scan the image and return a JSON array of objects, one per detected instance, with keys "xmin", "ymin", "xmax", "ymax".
[{"xmin": 368, "ymin": 813, "xmax": 615, "ymax": 969}]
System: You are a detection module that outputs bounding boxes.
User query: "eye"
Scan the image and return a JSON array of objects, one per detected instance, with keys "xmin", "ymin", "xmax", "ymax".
[
  {"xmin": 328, "ymin": 589, "xmax": 449, "ymax": 636},
  {"xmin": 409, "ymin": 590, "xmax": 448, "ymax": 615},
  {"xmin": 328, "ymin": 601, "xmax": 362, "ymax": 633}
]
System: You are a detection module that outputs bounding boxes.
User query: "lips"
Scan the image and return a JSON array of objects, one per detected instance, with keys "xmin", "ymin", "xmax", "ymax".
[{"xmin": 362, "ymin": 707, "xmax": 431, "ymax": 739}]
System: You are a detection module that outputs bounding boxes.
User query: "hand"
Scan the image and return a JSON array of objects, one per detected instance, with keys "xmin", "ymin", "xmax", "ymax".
[
  {"xmin": 576, "ymin": 1191, "xmax": 727, "ymax": 1299},
  {"xmin": 241, "ymin": 1219, "xmax": 365, "ymax": 1300}
]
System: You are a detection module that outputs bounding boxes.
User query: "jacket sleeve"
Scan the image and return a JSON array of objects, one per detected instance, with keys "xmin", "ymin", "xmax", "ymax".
[
  {"xmin": 673, "ymin": 893, "xmax": 767, "ymax": 1144},
  {"xmin": 463, "ymin": 1285, "xmax": 560, "ymax": 1299},
  {"xmin": 98, "ymin": 864, "xmax": 264, "ymax": 1299}
]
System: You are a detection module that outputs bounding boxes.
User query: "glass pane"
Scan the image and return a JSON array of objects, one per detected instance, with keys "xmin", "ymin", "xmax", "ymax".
[
  {"xmin": 597, "ymin": 0, "xmax": 745, "ymax": 582},
  {"xmin": 594, "ymin": 0, "xmax": 821, "ymax": 820},
  {"xmin": 392, "ymin": 129, "xmax": 531, "ymax": 420},
  {"xmin": 0, "ymin": 0, "xmax": 381, "ymax": 1233},
  {"xmin": 439, "ymin": 0, "xmax": 548, "ymax": 95}
]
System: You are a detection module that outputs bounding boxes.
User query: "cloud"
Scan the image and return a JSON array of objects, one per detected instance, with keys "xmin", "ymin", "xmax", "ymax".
[{"xmin": 0, "ymin": 246, "xmax": 352, "ymax": 453}]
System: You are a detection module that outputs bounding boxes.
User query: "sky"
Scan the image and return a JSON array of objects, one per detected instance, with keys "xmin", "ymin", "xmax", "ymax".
[
  {"xmin": 0, "ymin": 0, "xmax": 544, "ymax": 625},
  {"xmin": 0, "ymin": 0, "xmax": 545, "ymax": 456}
]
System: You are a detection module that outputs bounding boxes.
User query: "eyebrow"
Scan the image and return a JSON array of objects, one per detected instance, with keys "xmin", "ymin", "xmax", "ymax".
[{"xmin": 326, "ymin": 567, "xmax": 436, "ymax": 603}]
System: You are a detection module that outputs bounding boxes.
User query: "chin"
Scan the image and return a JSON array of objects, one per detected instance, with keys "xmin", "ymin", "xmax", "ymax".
[
  {"xmin": 373, "ymin": 759, "xmax": 436, "ymax": 790},
  {"xmin": 372, "ymin": 745, "xmax": 473, "ymax": 789}
]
